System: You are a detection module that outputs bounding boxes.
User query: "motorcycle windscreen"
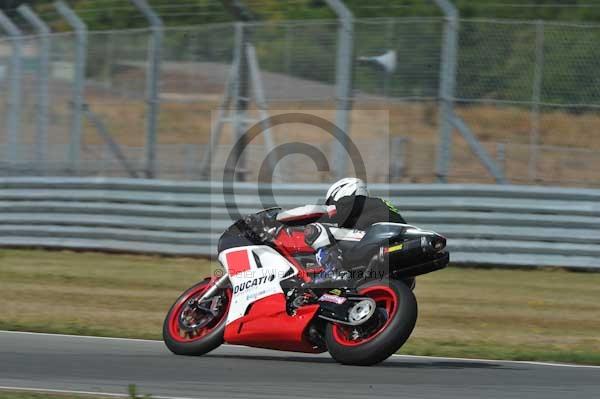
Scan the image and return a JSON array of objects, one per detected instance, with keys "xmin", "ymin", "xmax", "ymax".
[{"xmin": 218, "ymin": 245, "xmax": 298, "ymax": 324}]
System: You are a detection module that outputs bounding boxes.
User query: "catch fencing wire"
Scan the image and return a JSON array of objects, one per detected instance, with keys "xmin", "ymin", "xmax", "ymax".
[
  {"xmin": 1, "ymin": 13, "xmax": 600, "ymax": 185},
  {"xmin": 18, "ymin": 5, "xmax": 51, "ymax": 174},
  {"xmin": 453, "ymin": 18, "xmax": 600, "ymax": 186},
  {"xmin": 0, "ymin": 11, "xmax": 22, "ymax": 167}
]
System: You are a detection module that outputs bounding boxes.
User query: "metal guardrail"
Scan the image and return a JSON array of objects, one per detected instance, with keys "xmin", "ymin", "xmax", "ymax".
[{"xmin": 1, "ymin": 177, "xmax": 599, "ymax": 269}]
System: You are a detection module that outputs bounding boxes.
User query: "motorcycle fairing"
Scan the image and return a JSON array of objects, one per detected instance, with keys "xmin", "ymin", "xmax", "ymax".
[
  {"xmin": 223, "ymin": 293, "xmax": 323, "ymax": 353},
  {"xmin": 219, "ymin": 244, "xmax": 323, "ymax": 353},
  {"xmin": 218, "ymin": 245, "xmax": 299, "ymax": 325}
]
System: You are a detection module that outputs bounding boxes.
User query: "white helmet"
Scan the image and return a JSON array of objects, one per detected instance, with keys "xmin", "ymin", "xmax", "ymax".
[{"xmin": 325, "ymin": 178, "xmax": 369, "ymax": 204}]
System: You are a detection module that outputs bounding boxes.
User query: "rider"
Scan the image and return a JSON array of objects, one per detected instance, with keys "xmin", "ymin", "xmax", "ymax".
[{"xmin": 276, "ymin": 178, "xmax": 406, "ymax": 284}]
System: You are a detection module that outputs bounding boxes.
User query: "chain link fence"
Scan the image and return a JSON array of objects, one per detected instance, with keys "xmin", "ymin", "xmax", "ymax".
[{"xmin": 1, "ymin": 15, "xmax": 600, "ymax": 186}]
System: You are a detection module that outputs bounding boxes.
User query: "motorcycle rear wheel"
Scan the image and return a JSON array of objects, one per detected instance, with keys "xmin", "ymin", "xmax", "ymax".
[
  {"xmin": 163, "ymin": 278, "xmax": 231, "ymax": 356},
  {"xmin": 325, "ymin": 279, "xmax": 417, "ymax": 366}
]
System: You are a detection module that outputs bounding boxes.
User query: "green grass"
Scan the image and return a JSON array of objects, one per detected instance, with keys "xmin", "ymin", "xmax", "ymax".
[
  {"xmin": 0, "ymin": 384, "xmax": 151, "ymax": 399},
  {"xmin": 1, "ymin": 249, "xmax": 599, "ymax": 364},
  {"xmin": 403, "ymin": 265, "xmax": 600, "ymax": 364},
  {"xmin": 0, "ymin": 249, "xmax": 215, "ymax": 339},
  {"xmin": 0, "ymin": 392, "xmax": 107, "ymax": 399}
]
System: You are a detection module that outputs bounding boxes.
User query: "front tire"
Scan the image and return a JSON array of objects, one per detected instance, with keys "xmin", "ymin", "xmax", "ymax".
[
  {"xmin": 325, "ymin": 279, "xmax": 417, "ymax": 366},
  {"xmin": 163, "ymin": 278, "xmax": 231, "ymax": 356}
]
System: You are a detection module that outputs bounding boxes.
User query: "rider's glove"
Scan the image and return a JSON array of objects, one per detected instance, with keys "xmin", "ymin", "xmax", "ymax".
[{"xmin": 245, "ymin": 211, "xmax": 278, "ymax": 242}]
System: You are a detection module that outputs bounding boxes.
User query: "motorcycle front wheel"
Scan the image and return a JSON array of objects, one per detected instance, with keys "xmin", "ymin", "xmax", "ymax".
[
  {"xmin": 163, "ymin": 278, "xmax": 231, "ymax": 356},
  {"xmin": 325, "ymin": 279, "xmax": 417, "ymax": 366}
]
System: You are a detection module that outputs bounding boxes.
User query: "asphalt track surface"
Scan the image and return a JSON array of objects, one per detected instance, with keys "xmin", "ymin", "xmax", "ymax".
[{"xmin": 1, "ymin": 331, "xmax": 599, "ymax": 399}]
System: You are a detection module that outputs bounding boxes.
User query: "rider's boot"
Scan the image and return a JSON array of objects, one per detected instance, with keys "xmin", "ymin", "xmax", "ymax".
[
  {"xmin": 286, "ymin": 247, "xmax": 348, "ymax": 311},
  {"xmin": 310, "ymin": 246, "xmax": 349, "ymax": 287}
]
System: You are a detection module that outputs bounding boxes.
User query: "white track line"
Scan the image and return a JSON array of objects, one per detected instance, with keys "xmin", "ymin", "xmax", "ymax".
[
  {"xmin": 1, "ymin": 330, "xmax": 599, "ymax": 369},
  {"xmin": 0, "ymin": 330, "xmax": 258, "ymax": 350},
  {"xmin": 0, "ymin": 385, "xmax": 197, "ymax": 399},
  {"xmin": 0, "ymin": 329, "xmax": 161, "ymax": 344},
  {"xmin": 390, "ymin": 353, "xmax": 600, "ymax": 369}
]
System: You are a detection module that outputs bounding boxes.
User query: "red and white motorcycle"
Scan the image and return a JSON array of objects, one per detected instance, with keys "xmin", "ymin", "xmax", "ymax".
[{"xmin": 163, "ymin": 208, "xmax": 448, "ymax": 366}]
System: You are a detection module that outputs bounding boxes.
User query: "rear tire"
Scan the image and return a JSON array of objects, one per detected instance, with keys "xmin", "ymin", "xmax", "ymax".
[
  {"xmin": 325, "ymin": 279, "xmax": 417, "ymax": 366},
  {"xmin": 163, "ymin": 278, "xmax": 231, "ymax": 356}
]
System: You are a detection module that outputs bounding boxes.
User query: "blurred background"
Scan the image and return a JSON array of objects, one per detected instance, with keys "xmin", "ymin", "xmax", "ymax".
[
  {"xmin": 1, "ymin": 0, "xmax": 600, "ymax": 185},
  {"xmin": 0, "ymin": 0, "xmax": 599, "ymax": 266},
  {"xmin": 0, "ymin": 0, "xmax": 599, "ymax": 371}
]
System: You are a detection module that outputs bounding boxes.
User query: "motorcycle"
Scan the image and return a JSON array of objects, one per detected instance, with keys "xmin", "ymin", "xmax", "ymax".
[{"xmin": 163, "ymin": 208, "xmax": 449, "ymax": 366}]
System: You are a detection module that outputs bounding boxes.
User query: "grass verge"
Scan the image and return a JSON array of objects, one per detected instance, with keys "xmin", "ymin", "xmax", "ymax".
[
  {"xmin": 0, "ymin": 392, "xmax": 108, "ymax": 399},
  {"xmin": 0, "ymin": 384, "xmax": 151, "ymax": 399},
  {"xmin": 1, "ymin": 249, "xmax": 599, "ymax": 364}
]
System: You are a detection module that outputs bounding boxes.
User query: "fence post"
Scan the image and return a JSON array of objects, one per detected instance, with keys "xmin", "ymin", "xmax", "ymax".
[
  {"xmin": 325, "ymin": 0, "xmax": 354, "ymax": 180},
  {"xmin": 232, "ymin": 22, "xmax": 250, "ymax": 182},
  {"xmin": 284, "ymin": 23, "xmax": 292, "ymax": 76},
  {"xmin": 18, "ymin": 5, "xmax": 51, "ymax": 175},
  {"xmin": 433, "ymin": 0, "xmax": 458, "ymax": 183},
  {"xmin": 529, "ymin": 20, "xmax": 544, "ymax": 181},
  {"xmin": 55, "ymin": 1, "xmax": 86, "ymax": 175},
  {"xmin": 0, "ymin": 11, "xmax": 23, "ymax": 168},
  {"xmin": 130, "ymin": 0, "xmax": 163, "ymax": 179}
]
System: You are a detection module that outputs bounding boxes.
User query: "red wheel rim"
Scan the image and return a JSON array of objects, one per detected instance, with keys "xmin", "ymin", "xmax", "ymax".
[
  {"xmin": 332, "ymin": 285, "xmax": 398, "ymax": 347},
  {"xmin": 167, "ymin": 281, "xmax": 231, "ymax": 343}
]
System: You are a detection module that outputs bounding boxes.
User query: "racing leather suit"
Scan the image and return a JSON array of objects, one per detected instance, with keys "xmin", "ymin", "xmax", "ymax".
[{"xmin": 276, "ymin": 195, "xmax": 406, "ymax": 282}]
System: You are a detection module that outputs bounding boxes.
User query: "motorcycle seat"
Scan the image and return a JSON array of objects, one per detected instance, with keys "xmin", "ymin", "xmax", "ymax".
[
  {"xmin": 331, "ymin": 223, "xmax": 410, "ymax": 267},
  {"xmin": 329, "ymin": 227, "xmax": 379, "ymax": 267}
]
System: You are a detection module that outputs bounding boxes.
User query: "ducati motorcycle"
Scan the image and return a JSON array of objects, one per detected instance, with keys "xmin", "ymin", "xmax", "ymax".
[{"xmin": 163, "ymin": 208, "xmax": 449, "ymax": 366}]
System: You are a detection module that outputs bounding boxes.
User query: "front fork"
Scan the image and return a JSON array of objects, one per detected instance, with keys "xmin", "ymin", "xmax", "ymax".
[{"xmin": 197, "ymin": 273, "xmax": 230, "ymax": 302}]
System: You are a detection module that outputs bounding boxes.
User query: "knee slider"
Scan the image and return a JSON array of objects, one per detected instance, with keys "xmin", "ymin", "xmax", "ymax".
[{"xmin": 303, "ymin": 223, "xmax": 332, "ymax": 249}]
